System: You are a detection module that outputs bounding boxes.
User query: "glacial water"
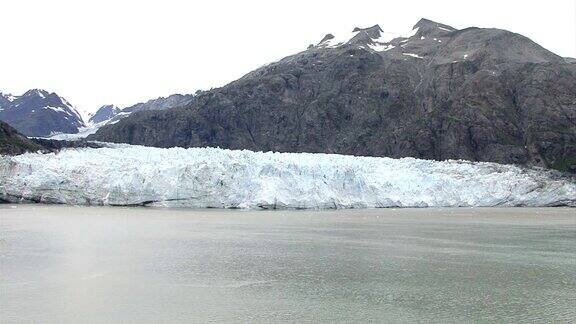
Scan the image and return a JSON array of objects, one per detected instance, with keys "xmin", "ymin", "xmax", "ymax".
[{"xmin": 1, "ymin": 205, "xmax": 575, "ymax": 323}]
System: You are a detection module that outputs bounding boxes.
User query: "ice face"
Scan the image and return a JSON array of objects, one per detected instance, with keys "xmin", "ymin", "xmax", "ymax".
[{"xmin": 0, "ymin": 145, "xmax": 574, "ymax": 209}]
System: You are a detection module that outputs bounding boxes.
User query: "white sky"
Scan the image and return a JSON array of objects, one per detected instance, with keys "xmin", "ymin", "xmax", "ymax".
[{"xmin": 1, "ymin": 0, "xmax": 575, "ymax": 117}]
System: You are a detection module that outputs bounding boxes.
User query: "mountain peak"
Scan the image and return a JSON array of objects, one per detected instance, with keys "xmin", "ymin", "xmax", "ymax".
[
  {"xmin": 0, "ymin": 89, "xmax": 85, "ymax": 136},
  {"xmin": 1, "ymin": 92, "xmax": 16, "ymax": 102},
  {"xmin": 352, "ymin": 24, "xmax": 383, "ymax": 36},
  {"xmin": 318, "ymin": 34, "xmax": 335, "ymax": 45},
  {"xmin": 348, "ymin": 25, "xmax": 385, "ymax": 45},
  {"xmin": 317, "ymin": 22, "xmax": 430, "ymax": 50},
  {"xmin": 318, "ymin": 24, "xmax": 390, "ymax": 48},
  {"xmin": 89, "ymin": 104, "xmax": 121, "ymax": 124},
  {"xmin": 413, "ymin": 18, "xmax": 457, "ymax": 36},
  {"xmin": 99, "ymin": 104, "xmax": 120, "ymax": 110},
  {"xmin": 24, "ymin": 89, "xmax": 51, "ymax": 98}
]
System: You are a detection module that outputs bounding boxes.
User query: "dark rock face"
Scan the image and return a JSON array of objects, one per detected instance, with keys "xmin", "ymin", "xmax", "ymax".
[
  {"xmin": 31, "ymin": 138, "xmax": 104, "ymax": 151},
  {"xmin": 0, "ymin": 121, "xmax": 44, "ymax": 155},
  {"xmin": 89, "ymin": 105, "xmax": 121, "ymax": 124},
  {"xmin": 91, "ymin": 19, "xmax": 576, "ymax": 172},
  {"xmin": 122, "ymin": 94, "xmax": 195, "ymax": 114},
  {"xmin": 0, "ymin": 89, "xmax": 85, "ymax": 137}
]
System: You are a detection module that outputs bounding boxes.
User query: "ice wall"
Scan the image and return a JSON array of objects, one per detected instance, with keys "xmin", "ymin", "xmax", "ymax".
[{"xmin": 1, "ymin": 146, "xmax": 574, "ymax": 208}]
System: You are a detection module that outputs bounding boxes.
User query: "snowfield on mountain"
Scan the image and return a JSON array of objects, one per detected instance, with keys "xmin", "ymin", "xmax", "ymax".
[{"xmin": 1, "ymin": 145, "xmax": 574, "ymax": 208}]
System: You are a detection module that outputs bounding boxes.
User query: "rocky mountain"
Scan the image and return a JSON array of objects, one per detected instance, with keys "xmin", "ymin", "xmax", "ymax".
[
  {"xmin": 0, "ymin": 93, "xmax": 15, "ymax": 108},
  {"xmin": 122, "ymin": 94, "xmax": 196, "ymax": 114},
  {"xmin": 0, "ymin": 121, "xmax": 44, "ymax": 155},
  {"xmin": 93, "ymin": 94, "xmax": 195, "ymax": 126},
  {"xmin": 90, "ymin": 18, "xmax": 576, "ymax": 172},
  {"xmin": 88, "ymin": 105, "xmax": 121, "ymax": 124},
  {"xmin": 0, "ymin": 89, "xmax": 85, "ymax": 137},
  {"xmin": 46, "ymin": 93, "xmax": 196, "ymax": 141}
]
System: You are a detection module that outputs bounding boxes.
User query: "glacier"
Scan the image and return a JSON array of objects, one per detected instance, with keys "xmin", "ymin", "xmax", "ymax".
[{"xmin": 0, "ymin": 145, "xmax": 575, "ymax": 209}]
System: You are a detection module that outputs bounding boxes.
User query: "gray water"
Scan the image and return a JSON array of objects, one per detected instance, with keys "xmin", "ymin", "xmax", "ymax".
[{"xmin": 1, "ymin": 206, "xmax": 575, "ymax": 323}]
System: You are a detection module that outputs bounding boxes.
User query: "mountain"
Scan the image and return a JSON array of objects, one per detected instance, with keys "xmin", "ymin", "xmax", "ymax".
[
  {"xmin": 0, "ymin": 89, "xmax": 85, "ymax": 137},
  {"xmin": 0, "ymin": 121, "xmax": 44, "ymax": 155},
  {"xmin": 47, "ymin": 93, "xmax": 196, "ymax": 141},
  {"xmin": 0, "ymin": 93, "xmax": 16, "ymax": 108},
  {"xmin": 90, "ymin": 94, "xmax": 196, "ymax": 126},
  {"xmin": 88, "ymin": 105, "xmax": 121, "ymax": 124},
  {"xmin": 91, "ymin": 19, "xmax": 574, "ymax": 172},
  {"xmin": 104, "ymin": 94, "xmax": 196, "ymax": 124}
]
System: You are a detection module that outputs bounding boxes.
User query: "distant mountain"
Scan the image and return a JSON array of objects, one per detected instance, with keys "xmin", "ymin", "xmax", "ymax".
[
  {"xmin": 91, "ymin": 19, "xmax": 576, "ymax": 172},
  {"xmin": 47, "ymin": 93, "xmax": 196, "ymax": 141},
  {"xmin": 88, "ymin": 105, "xmax": 121, "ymax": 124},
  {"xmin": 0, "ymin": 120, "xmax": 44, "ymax": 155},
  {"xmin": 103, "ymin": 94, "xmax": 195, "ymax": 125},
  {"xmin": 0, "ymin": 89, "xmax": 85, "ymax": 137},
  {"xmin": 0, "ymin": 93, "xmax": 16, "ymax": 108},
  {"xmin": 87, "ymin": 94, "xmax": 196, "ymax": 126}
]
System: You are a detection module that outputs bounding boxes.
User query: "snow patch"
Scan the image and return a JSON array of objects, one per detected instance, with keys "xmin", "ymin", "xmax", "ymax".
[
  {"xmin": 407, "ymin": 27, "xmax": 419, "ymax": 38},
  {"xmin": 1, "ymin": 146, "xmax": 574, "ymax": 209},
  {"xmin": 368, "ymin": 43, "xmax": 395, "ymax": 52},
  {"xmin": 43, "ymin": 106, "xmax": 68, "ymax": 114},
  {"xmin": 403, "ymin": 53, "xmax": 424, "ymax": 59},
  {"xmin": 59, "ymin": 98, "xmax": 83, "ymax": 121},
  {"xmin": 41, "ymin": 105, "xmax": 84, "ymax": 128},
  {"xmin": 319, "ymin": 30, "xmax": 360, "ymax": 48},
  {"xmin": 371, "ymin": 30, "xmax": 409, "ymax": 44},
  {"xmin": 319, "ymin": 26, "xmax": 419, "ymax": 49}
]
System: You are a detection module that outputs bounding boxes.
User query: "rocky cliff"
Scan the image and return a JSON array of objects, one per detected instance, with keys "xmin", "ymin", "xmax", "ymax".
[{"xmin": 0, "ymin": 121, "xmax": 44, "ymax": 155}]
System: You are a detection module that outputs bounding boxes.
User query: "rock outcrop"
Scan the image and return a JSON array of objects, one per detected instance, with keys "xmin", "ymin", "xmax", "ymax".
[{"xmin": 0, "ymin": 121, "xmax": 44, "ymax": 155}]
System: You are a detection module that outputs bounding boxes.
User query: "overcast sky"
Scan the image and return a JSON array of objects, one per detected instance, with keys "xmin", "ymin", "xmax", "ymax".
[{"xmin": 2, "ymin": 0, "xmax": 575, "ymax": 117}]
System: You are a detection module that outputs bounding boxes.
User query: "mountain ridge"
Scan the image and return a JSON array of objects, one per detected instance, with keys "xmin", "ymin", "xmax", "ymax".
[
  {"xmin": 0, "ymin": 89, "xmax": 85, "ymax": 137},
  {"xmin": 90, "ymin": 18, "xmax": 576, "ymax": 172},
  {"xmin": 88, "ymin": 93, "xmax": 196, "ymax": 126}
]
